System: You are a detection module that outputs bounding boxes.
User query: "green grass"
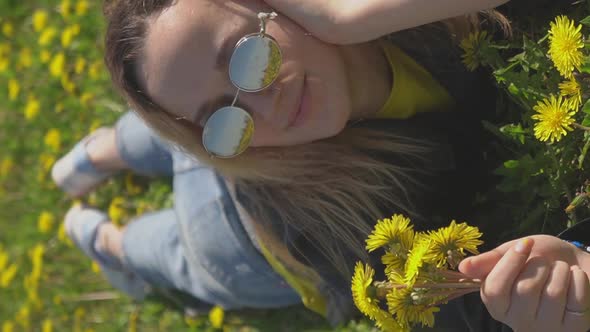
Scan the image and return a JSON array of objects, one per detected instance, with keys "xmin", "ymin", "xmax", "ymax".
[
  {"xmin": 1, "ymin": 0, "xmax": 588, "ymax": 331},
  {"xmin": 0, "ymin": 1, "xmax": 376, "ymax": 330}
]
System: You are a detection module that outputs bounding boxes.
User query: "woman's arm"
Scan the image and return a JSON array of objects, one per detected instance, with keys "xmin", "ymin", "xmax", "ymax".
[{"xmin": 265, "ymin": 0, "xmax": 510, "ymax": 44}]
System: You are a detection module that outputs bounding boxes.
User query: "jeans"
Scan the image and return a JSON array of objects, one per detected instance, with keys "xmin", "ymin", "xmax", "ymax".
[{"xmin": 114, "ymin": 112, "xmax": 300, "ymax": 310}]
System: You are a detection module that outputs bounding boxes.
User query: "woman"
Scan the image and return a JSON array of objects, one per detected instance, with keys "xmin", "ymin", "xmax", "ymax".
[{"xmin": 53, "ymin": 0, "xmax": 590, "ymax": 330}]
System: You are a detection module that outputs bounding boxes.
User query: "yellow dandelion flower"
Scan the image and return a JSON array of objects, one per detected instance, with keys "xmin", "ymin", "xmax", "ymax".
[
  {"xmin": 24, "ymin": 96, "xmax": 40, "ymax": 120},
  {"xmin": 208, "ymin": 306, "xmax": 224, "ymax": 329},
  {"xmin": 128, "ymin": 311, "xmax": 138, "ymax": 332},
  {"xmin": 427, "ymin": 221, "xmax": 483, "ymax": 267},
  {"xmin": 61, "ymin": 27, "xmax": 75, "ymax": 48},
  {"xmin": 28, "ymin": 288, "xmax": 42, "ymax": 310},
  {"xmin": 88, "ymin": 60, "xmax": 103, "ymax": 80},
  {"xmin": 136, "ymin": 201, "xmax": 152, "ymax": 215},
  {"xmin": 80, "ymin": 92, "xmax": 94, "ymax": 107},
  {"xmin": 53, "ymin": 295, "xmax": 62, "ymax": 305},
  {"xmin": 91, "ymin": 261, "xmax": 101, "ymax": 274},
  {"xmin": 32, "ymin": 10, "xmax": 49, "ymax": 32},
  {"xmin": 30, "ymin": 244, "xmax": 45, "ymax": 270},
  {"xmin": 89, "ymin": 120, "xmax": 102, "ymax": 133},
  {"xmin": 39, "ymin": 27, "xmax": 58, "ymax": 46},
  {"xmin": 559, "ymin": 78, "xmax": 582, "ymax": 111},
  {"xmin": 74, "ymin": 307, "xmax": 86, "ymax": 320},
  {"xmin": 0, "ymin": 42, "xmax": 9, "ymax": 55},
  {"xmin": 42, "ymin": 319, "xmax": 53, "ymax": 332},
  {"xmin": 40, "ymin": 49, "xmax": 51, "ymax": 63},
  {"xmin": 351, "ymin": 262, "xmax": 386, "ymax": 320},
  {"xmin": 76, "ymin": 0, "xmax": 89, "ymax": 16},
  {"xmin": 109, "ymin": 197, "xmax": 127, "ymax": 226},
  {"xmin": 372, "ymin": 309, "xmax": 409, "ymax": 332},
  {"xmin": 382, "ymin": 251, "xmax": 405, "ymax": 277},
  {"xmin": 0, "ymin": 251, "xmax": 8, "ymax": 271},
  {"xmin": 8, "ymin": 79, "xmax": 20, "ymax": 101},
  {"xmin": 2, "ymin": 22, "xmax": 14, "ymax": 38},
  {"xmin": 548, "ymin": 16, "xmax": 584, "ymax": 79},
  {"xmin": 2, "ymin": 321, "xmax": 14, "ymax": 332},
  {"xmin": 366, "ymin": 214, "xmax": 414, "ymax": 253},
  {"xmin": 460, "ymin": 31, "xmax": 490, "ymax": 71},
  {"xmin": 532, "ymin": 95, "xmax": 576, "ymax": 143},
  {"xmin": 55, "ymin": 102, "xmax": 64, "ymax": 114},
  {"xmin": 15, "ymin": 305, "xmax": 30, "ymax": 328},
  {"xmin": 75, "ymin": 57, "xmax": 86, "ymax": 74},
  {"xmin": 0, "ymin": 57, "xmax": 9, "ymax": 73},
  {"xmin": 185, "ymin": 314, "xmax": 201, "ymax": 327},
  {"xmin": 18, "ymin": 48, "xmax": 32, "ymax": 69},
  {"xmin": 61, "ymin": 74, "xmax": 76, "ymax": 94},
  {"xmin": 386, "ymin": 287, "xmax": 440, "ymax": 328},
  {"xmin": 38, "ymin": 211, "xmax": 55, "ymax": 234},
  {"xmin": 49, "ymin": 52, "xmax": 66, "ymax": 78},
  {"xmin": 0, "ymin": 264, "xmax": 18, "ymax": 288},
  {"xmin": 0, "ymin": 157, "xmax": 13, "ymax": 178},
  {"xmin": 40, "ymin": 153, "xmax": 56, "ymax": 173},
  {"xmin": 57, "ymin": 222, "xmax": 73, "ymax": 247},
  {"xmin": 404, "ymin": 238, "xmax": 436, "ymax": 284},
  {"xmin": 60, "ymin": 0, "xmax": 72, "ymax": 18},
  {"xmin": 44, "ymin": 129, "xmax": 62, "ymax": 152}
]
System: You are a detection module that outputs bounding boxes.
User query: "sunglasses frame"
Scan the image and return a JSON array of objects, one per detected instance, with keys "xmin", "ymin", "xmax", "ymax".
[{"xmin": 202, "ymin": 12, "xmax": 281, "ymax": 159}]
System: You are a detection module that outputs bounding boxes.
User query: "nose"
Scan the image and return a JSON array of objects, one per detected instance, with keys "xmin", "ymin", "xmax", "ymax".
[{"xmin": 235, "ymin": 85, "xmax": 280, "ymax": 125}]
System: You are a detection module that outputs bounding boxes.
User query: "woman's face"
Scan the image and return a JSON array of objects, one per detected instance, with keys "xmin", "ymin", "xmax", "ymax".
[{"xmin": 138, "ymin": 0, "xmax": 355, "ymax": 147}]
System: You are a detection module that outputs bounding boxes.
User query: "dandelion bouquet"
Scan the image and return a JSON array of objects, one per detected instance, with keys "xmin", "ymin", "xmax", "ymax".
[{"xmin": 351, "ymin": 214, "xmax": 483, "ymax": 331}]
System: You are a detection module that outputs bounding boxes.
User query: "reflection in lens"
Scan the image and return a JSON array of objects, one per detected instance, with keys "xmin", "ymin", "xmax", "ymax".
[
  {"xmin": 202, "ymin": 106, "xmax": 254, "ymax": 158},
  {"xmin": 229, "ymin": 34, "xmax": 282, "ymax": 92}
]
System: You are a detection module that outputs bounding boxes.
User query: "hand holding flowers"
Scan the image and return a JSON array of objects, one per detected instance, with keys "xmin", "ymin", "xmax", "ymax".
[
  {"xmin": 352, "ymin": 216, "xmax": 590, "ymax": 332},
  {"xmin": 460, "ymin": 235, "xmax": 590, "ymax": 332}
]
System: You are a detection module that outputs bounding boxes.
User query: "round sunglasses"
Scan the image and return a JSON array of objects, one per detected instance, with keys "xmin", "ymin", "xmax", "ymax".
[{"xmin": 202, "ymin": 12, "xmax": 282, "ymax": 158}]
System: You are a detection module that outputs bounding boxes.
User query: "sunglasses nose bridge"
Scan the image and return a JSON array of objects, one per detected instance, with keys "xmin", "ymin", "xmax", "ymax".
[{"xmin": 237, "ymin": 85, "xmax": 281, "ymax": 122}]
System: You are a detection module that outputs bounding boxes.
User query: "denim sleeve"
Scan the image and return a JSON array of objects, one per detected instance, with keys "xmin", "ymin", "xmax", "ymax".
[{"xmin": 115, "ymin": 111, "xmax": 174, "ymax": 176}]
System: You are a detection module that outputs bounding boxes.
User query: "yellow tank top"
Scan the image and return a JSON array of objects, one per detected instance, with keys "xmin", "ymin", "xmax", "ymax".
[
  {"xmin": 257, "ymin": 41, "xmax": 455, "ymax": 318},
  {"xmin": 376, "ymin": 40, "xmax": 454, "ymax": 119}
]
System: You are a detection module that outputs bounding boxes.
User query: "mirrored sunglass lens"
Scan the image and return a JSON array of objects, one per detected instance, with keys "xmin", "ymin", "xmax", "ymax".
[
  {"xmin": 202, "ymin": 106, "xmax": 254, "ymax": 158},
  {"xmin": 229, "ymin": 35, "xmax": 282, "ymax": 92}
]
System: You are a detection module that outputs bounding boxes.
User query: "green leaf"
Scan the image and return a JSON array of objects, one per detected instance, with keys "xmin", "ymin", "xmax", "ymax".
[
  {"xmin": 580, "ymin": 16, "xmax": 590, "ymax": 27},
  {"xmin": 580, "ymin": 58, "xmax": 590, "ymax": 74},
  {"xmin": 500, "ymin": 123, "xmax": 527, "ymax": 144},
  {"xmin": 582, "ymin": 99, "xmax": 590, "ymax": 115},
  {"xmin": 504, "ymin": 160, "xmax": 520, "ymax": 169}
]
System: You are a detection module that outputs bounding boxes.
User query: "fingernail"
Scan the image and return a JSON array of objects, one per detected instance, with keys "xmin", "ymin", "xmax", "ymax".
[{"xmin": 515, "ymin": 238, "xmax": 531, "ymax": 253}]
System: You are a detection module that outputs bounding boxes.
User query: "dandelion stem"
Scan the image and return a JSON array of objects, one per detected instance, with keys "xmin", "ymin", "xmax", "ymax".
[
  {"xmin": 548, "ymin": 144, "xmax": 577, "ymax": 225},
  {"xmin": 438, "ymin": 269, "xmax": 473, "ymax": 280},
  {"xmin": 428, "ymin": 289, "xmax": 479, "ymax": 307},
  {"xmin": 414, "ymin": 282, "xmax": 481, "ymax": 289},
  {"xmin": 573, "ymin": 123, "xmax": 590, "ymax": 131}
]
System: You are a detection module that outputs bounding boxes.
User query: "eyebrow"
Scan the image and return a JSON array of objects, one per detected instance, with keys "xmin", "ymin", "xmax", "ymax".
[
  {"xmin": 214, "ymin": 24, "xmax": 254, "ymax": 72},
  {"xmin": 215, "ymin": 34, "xmax": 235, "ymax": 71},
  {"xmin": 193, "ymin": 94, "xmax": 239, "ymax": 126}
]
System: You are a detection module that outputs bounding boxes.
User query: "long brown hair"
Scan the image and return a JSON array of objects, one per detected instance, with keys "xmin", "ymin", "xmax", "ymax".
[{"xmin": 103, "ymin": 0, "xmax": 503, "ymax": 278}]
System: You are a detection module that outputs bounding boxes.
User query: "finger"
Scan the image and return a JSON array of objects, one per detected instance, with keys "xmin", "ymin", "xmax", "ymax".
[
  {"xmin": 459, "ymin": 239, "xmax": 519, "ymax": 279},
  {"xmin": 534, "ymin": 261, "xmax": 570, "ymax": 331},
  {"xmin": 504, "ymin": 256, "xmax": 551, "ymax": 330},
  {"xmin": 481, "ymin": 238, "xmax": 534, "ymax": 320},
  {"xmin": 563, "ymin": 266, "xmax": 590, "ymax": 332}
]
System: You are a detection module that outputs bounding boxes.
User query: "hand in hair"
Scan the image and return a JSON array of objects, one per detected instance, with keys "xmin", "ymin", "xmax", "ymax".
[
  {"xmin": 459, "ymin": 235, "xmax": 590, "ymax": 332},
  {"xmin": 263, "ymin": 0, "xmax": 510, "ymax": 44}
]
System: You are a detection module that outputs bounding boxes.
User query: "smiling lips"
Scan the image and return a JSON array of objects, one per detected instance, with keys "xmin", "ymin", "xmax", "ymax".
[{"xmin": 288, "ymin": 75, "xmax": 311, "ymax": 128}]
